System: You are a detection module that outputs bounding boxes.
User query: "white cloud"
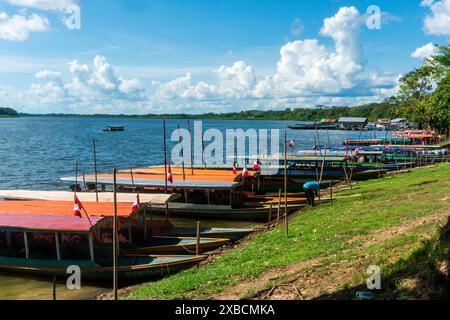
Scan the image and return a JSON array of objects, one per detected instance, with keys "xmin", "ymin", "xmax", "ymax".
[
  {"xmin": 411, "ymin": 43, "xmax": 437, "ymax": 59},
  {"xmin": 0, "ymin": 11, "xmax": 49, "ymax": 41},
  {"xmin": 421, "ymin": 0, "xmax": 450, "ymax": 36},
  {"xmin": 5, "ymin": 0, "xmax": 78, "ymax": 12}
]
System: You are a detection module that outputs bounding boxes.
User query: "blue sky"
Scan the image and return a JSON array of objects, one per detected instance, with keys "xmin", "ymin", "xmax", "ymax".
[{"xmin": 0, "ymin": 0, "xmax": 449, "ymax": 114}]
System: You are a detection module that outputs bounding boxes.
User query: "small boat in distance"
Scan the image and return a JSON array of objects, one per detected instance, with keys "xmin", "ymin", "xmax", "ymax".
[{"xmin": 103, "ymin": 126, "xmax": 125, "ymax": 132}]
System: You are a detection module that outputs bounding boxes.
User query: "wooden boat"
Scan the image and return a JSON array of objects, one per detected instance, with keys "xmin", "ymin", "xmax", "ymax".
[
  {"xmin": 0, "ymin": 201, "xmax": 231, "ymax": 253},
  {"xmin": 103, "ymin": 126, "xmax": 125, "ymax": 132},
  {"xmin": 123, "ymin": 236, "xmax": 229, "ymax": 254},
  {"xmin": 0, "ymin": 255, "xmax": 204, "ymax": 282},
  {"xmin": 149, "ymin": 227, "xmax": 253, "ymax": 241},
  {"xmin": 146, "ymin": 202, "xmax": 305, "ymax": 221},
  {"xmin": 0, "ymin": 212, "xmax": 205, "ymax": 282}
]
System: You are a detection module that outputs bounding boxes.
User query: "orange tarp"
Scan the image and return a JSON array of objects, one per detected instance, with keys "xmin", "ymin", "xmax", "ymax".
[{"xmin": 0, "ymin": 200, "xmax": 135, "ymax": 217}]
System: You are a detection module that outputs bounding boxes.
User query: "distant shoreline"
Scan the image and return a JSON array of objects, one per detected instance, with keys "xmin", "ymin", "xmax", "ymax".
[{"xmin": 9, "ymin": 101, "xmax": 398, "ymax": 122}]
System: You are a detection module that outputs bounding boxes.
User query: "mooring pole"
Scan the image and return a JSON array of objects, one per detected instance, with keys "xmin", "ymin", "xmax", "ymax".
[
  {"xmin": 113, "ymin": 168, "xmax": 118, "ymax": 301},
  {"xmin": 277, "ymin": 189, "xmax": 281, "ymax": 224},
  {"xmin": 53, "ymin": 276, "xmax": 57, "ymax": 301},
  {"xmin": 196, "ymin": 221, "xmax": 201, "ymax": 256},
  {"xmin": 187, "ymin": 118, "xmax": 194, "ymax": 175},
  {"xmin": 284, "ymin": 130, "xmax": 288, "ymax": 236},
  {"xmin": 178, "ymin": 124, "xmax": 186, "ymax": 181},
  {"xmin": 163, "ymin": 119, "xmax": 168, "ymax": 193},
  {"xmin": 93, "ymin": 139, "xmax": 99, "ymax": 202},
  {"xmin": 330, "ymin": 181, "xmax": 333, "ymax": 206}
]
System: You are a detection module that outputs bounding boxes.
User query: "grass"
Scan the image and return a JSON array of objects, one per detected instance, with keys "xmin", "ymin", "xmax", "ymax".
[{"xmin": 127, "ymin": 163, "xmax": 450, "ymax": 300}]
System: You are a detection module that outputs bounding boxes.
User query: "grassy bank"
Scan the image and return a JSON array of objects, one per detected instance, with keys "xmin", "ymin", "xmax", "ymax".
[{"xmin": 127, "ymin": 163, "xmax": 450, "ymax": 300}]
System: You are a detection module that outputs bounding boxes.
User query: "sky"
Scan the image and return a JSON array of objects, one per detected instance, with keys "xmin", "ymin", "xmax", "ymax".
[{"xmin": 0, "ymin": 0, "xmax": 449, "ymax": 114}]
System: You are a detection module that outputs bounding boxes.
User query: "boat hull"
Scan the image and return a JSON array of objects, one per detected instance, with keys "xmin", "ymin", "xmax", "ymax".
[{"xmin": 0, "ymin": 255, "xmax": 204, "ymax": 283}]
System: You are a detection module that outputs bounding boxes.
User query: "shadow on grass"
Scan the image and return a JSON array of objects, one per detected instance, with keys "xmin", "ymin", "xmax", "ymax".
[{"xmin": 316, "ymin": 217, "xmax": 450, "ymax": 300}]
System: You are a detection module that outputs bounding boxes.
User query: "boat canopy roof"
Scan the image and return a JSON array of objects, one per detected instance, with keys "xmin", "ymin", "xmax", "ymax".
[
  {"xmin": 61, "ymin": 176, "xmax": 239, "ymax": 190},
  {"xmin": 0, "ymin": 212, "xmax": 103, "ymax": 233},
  {"xmin": 0, "ymin": 200, "xmax": 136, "ymax": 217},
  {"xmin": 0, "ymin": 190, "xmax": 178, "ymax": 205}
]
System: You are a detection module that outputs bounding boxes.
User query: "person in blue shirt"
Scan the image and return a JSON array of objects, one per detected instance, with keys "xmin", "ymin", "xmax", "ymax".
[{"xmin": 303, "ymin": 181, "xmax": 321, "ymax": 206}]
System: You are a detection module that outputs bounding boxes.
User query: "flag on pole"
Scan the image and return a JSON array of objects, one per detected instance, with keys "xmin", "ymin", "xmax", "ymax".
[
  {"xmin": 252, "ymin": 161, "xmax": 260, "ymax": 173},
  {"xmin": 73, "ymin": 195, "xmax": 83, "ymax": 218},
  {"xmin": 242, "ymin": 165, "xmax": 250, "ymax": 178},
  {"xmin": 167, "ymin": 164, "xmax": 173, "ymax": 184},
  {"xmin": 131, "ymin": 193, "xmax": 140, "ymax": 213},
  {"xmin": 289, "ymin": 138, "xmax": 295, "ymax": 148}
]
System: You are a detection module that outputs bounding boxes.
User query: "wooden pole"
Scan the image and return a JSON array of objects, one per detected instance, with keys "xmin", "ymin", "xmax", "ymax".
[
  {"xmin": 53, "ymin": 276, "xmax": 57, "ymax": 301},
  {"xmin": 163, "ymin": 119, "xmax": 168, "ymax": 193},
  {"xmin": 82, "ymin": 171, "xmax": 87, "ymax": 192},
  {"xmin": 268, "ymin": 203, "xmax": 273, "ymax": 227},
  {"xmin": 130, "ymin": 167, "xmax": 135, "ymax": 192},
  {"xmin": 75, "ymin": 160, "xmax": 79, "ymax": 193},
  {"xmin": 330, "ymin": 181, "xmax": 333, "ymax": 206},
  {"xmin": 178, "ymin": 124, "xmax": 186, "ymax": 181},
  {"xmin": 187, "ymin": 118, "xmax": 194, "ymax": 175},
  {"xmin": 277, "ymin": 189, "xmax": 281, "ymax": 224},
  {"xmin": 55, "ymin": 233, "xmax": 61, "ymax": 261},
  {"xmin": 144, "ymin": 206, "xmax": 148, "ymax": 240},
  {"xmin": 24, "ymin": 232, "xmax": 29, "ymax": 259},
  {"xmin": 284, "ymin": 130, "xmax": 288, "ymax": 236},
  {"xmin": 93, "ymin": 139, "xmax": 98, "ymax": 202},
  {"xmin": 113, "ymin": 168, "xmax": 118, "ymax": 301},
  {"xmin": 89, "ymin": 232, "xmax": 95, "ymax": 262},
  {"xmin": 196, "ymin": 221, "xmax": 200, "ymax": 256}
]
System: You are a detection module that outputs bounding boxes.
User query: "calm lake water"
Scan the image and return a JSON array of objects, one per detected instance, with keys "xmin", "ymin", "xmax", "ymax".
[{"xmin": 0, "ymin": 117, "xmax": 386, "ymax": 300}]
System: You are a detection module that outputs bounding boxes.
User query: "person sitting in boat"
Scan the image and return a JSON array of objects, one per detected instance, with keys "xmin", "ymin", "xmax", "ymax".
[
  {"xmin": 118, "ymin": 232, "xmax": 129, "ymax": 244},
  {"xmin": 303, "ymin": 181, "xmax": 321, "ymax": 207}
]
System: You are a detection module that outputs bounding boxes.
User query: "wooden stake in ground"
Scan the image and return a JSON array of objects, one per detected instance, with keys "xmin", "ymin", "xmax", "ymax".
[
  {"xmin": 52, "ymin": 276, "xmax": 56, "ymax": 301},
  {"xmin": 330, "ymin": 181, "xmax": 333, "ymax": 206},
  {"xmin": 268, "ymin": 203, "xmax": 273, "ymax": 227},
  {"xmin": 113, "ymin": 168, "xmax": 118, "ymax": 301},
  {"xmin": 277, "ymin": 189, "xmax": 282, "ymax": 224},
  {"xmin": 196, "ymin": 221, "xmax": 200, "ymax": 256}
]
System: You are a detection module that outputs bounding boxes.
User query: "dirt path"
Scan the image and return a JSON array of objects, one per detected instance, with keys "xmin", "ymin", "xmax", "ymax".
[{"xmin": 212, "ymin": 210, "xmax": 449, "ymax": 300}]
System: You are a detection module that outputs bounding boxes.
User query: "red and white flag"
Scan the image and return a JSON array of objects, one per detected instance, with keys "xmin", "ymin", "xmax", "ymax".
[
  {"xmin": 73, "ymin": 195, "xmax": 83, "ymax": 218},
  {"xmin": 232, "ymin": 163, "xmax": 237, "ymax": 175},
  {"xmin": 242, "ymin": 165, "xmax": 250, "ymax": 178},
  {"xmin": 167, "ymin": 164, "xmax": 173, "ymax": 184},
  {"xmin": 289, "ymin": 138, "xmax": 295, "ymax": 148},
  {"xmin": 252, "ymin": 161, "xmax": 260, "ymax": 172},
  {"xmin": 131, "ymin": 193, "xmax": 140, "ymax": 213}
]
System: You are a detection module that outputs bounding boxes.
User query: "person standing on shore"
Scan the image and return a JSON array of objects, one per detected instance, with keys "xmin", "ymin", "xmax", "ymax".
[{"xmin": 303, "ymin": 181, "xmax": 320, "ymax": 206}]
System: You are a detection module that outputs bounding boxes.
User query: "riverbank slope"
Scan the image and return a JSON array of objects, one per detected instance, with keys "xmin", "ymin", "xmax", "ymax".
[{"xmin": 126, "ymin": 163, "xmax": 450, "ymax": 300}]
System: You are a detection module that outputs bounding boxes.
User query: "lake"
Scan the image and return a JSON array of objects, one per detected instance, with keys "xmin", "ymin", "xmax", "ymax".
[{"xmin": 0, "ymin": 117, "xmax": 385, "ymax": 300}]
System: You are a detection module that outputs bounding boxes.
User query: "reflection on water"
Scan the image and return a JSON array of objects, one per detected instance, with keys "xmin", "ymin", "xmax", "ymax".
[{"xmin": 0, "ymin": 273, "xmax": 108, "ymax": 300}]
